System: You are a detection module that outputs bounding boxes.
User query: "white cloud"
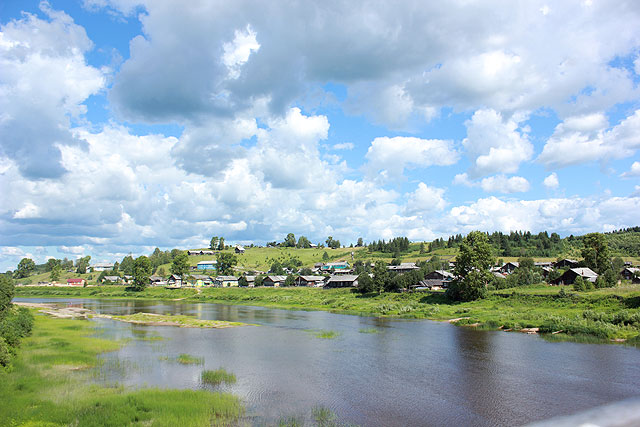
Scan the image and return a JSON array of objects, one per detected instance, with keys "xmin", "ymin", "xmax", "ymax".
[
  {"xmin": 365, "ymin": 136, "xmax": 458, "ymax": 180},
  {"xmin": 332, "ymin": 142, "xmax": 354, "ymax": 151},
  {"xmin": 462, "ymin": 109, "xmax": 533, "ymax": 178},
  {"xmin": 621, "ymin": 161, "xmax": 640, "ymax": 178},
  {"xmin": 543, "ymin": 172, "xmax": 559, "ymax": 189},
  {"xmin": 406, "ymin": 183, "xmax": 447, "ymax": 213},
  {"xmin": 538, "ymin": 109, "xmax": 640, "ymax": 168},
  {"xmin": 223, "ymin": 25, "xmax": 260, "ymax": 79},
  {"xmin": 453, "ymin": 173, "xmax": 530, "ymax": 194}
]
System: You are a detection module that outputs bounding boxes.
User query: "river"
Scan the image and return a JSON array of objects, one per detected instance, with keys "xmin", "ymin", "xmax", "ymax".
[{"xmin": 15, "ymin": 297, "xmax": 640, "ymax": 426}]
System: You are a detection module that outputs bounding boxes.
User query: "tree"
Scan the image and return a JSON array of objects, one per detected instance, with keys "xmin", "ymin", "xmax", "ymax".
[
  {"xmin": 238, "ymin": 276, "xmax": 249, "ymax": 287},
  {"xmin": 170, "ymin": 253, "xmax": 189, "ymax": 278},
  {"xmin": 371, "ymin": 261, "xmax": 390, "ymax": 294},
  {"xmin": 0, "ymin": 275, "xmax": 15, "ymax": 320},
  {"xmin": 322, "ymin": 251, "xmax": 329, "ymax": 261},
  {"xmin": 132, "ymin": 256, "xmax": 151, "ymax": 291},
  {"xmin": 296, "ymin": 235, "xmax": 311, "ymax": 248},
  {"xmin": 75, "ymin": 256, "xmax": 91, "ymax": 274},
  {"xmin": 284, "ymin": 275, "xmax": 295, "ymax": 287},
  {"xmin": 217, "ymin": 252, "xmax": 237, "ymax": 275},
  {"xmin": 120, "ymin": 255, "xmax": 134, "ymax": 275},
  {"xmin": 49, "ymin": 264, "xmax": 62, "ymax": 282},
  {"xmin": 284, "ymin": 233, "xmax": 296, "ymax": 247},
  {"xmin": 356, "ymin": 272, "xmax": 374, "ymax": 294},
  {"xmin": 15, "ymin": 258, "xmax": 36, "ymax": 279},
  {"xmin": 612, "ymin": 257, "xmax": 625, "ymax": 275},
  {"xmin": 446, "ymin": 231, "xmax": 495, "ymax": 301},
  {"xmin": 581, "ymin": 233, "xmax": 611, "ymax": 274},
  {"xmin": 45, "ymin": 258, "xmax": 60, "ymax": 272},
  {"xmin": 419, "ymin": 242, "xmax": 426, "ymax": 254},
  {"xmin": 269, "ymin": 261, "xmax": 284, "ymax": 275},
  {"xmin": 356, "ymin": 238, "xmax": 364, "ymax": 247},
  {"xmin": 218, "ymin": 237, "xmax": 225, "ymax": 251},
  {"xmin": 210, "ymin": 236, "xmax": 219, "ymax": 250}
]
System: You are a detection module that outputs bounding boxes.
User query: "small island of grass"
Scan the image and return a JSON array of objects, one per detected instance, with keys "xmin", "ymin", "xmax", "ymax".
[{"xmin": 109, "ymin": 312, "xmax": 249, "ymax": 329}]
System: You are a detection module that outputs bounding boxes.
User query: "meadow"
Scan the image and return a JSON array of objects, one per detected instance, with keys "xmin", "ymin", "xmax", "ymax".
[{"xmin": 0, "ymin": 311, "xmax": 242, "ymax": 426}]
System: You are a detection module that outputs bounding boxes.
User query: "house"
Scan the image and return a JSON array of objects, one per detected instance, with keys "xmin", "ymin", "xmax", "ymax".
[
  {"xmin": 241, "ymin": 276, "xmax": 256, "ymax": 287},
  {"xmin": 214, "ymin": 276, "xmax": 239, "ymax": 287},
  {"xmin": 499, "ymin": 262, "xmax": 519, "ymax": 274},
  {"xmin": 167, "ymin": 274, "xmax": 183, "ymax": 287},
  {"xmin": 324, "ymin": 275, "xmax": 359, "ymax": 288},
  {"xmin": 67, "ymin": 278, "xmax": 85, "ymax": 286},
  {"xmin": 295, "ymin": 275, "xmax": 326, "ymax": 287},
  {"xmin": 262, "ymin": 275, "xmax": 287, "ymax": 287},
  {"xmin": 413, "ymin": 270, "xmax": 454, "ymax": 290},
  {"xmin": 534, "ymin": 261, "xmax": 553, "ymax": 268},
  {"xmin": 91, "ymin": 263, "xmax": 114, "ymax": 272},
  {"xmin": 149, "ymin": 275, "xmax": 166, "ymax": 286},
  {"xmin": 197, "ymin": 260, "xmax": 217, "ymax": 270},
  {"xmin": 321, "ymin": 261, "xmax": 350, "ymax": 272},
  {"xmin": 235, "ymin": 246, "xmax": 245, "ymax": 254},
  {"xmin": 310, "ymin": 243, "xmax": 318, "ymax": 249},
  {"xmin": 621, "ymin": 267, "xmax": 639, "ymax": 281},
  {"xmin": 551, "ymin": 268, "xmax": 598, "ymax": 285},
  {"xmin": 188, "ymin": 250, "xmax": 214, "ymax": 256},
  {"xmin": 554, "ymin": 259, "xmax": 579, "ymax": 269},
  {"xmin": 191, "ymin": 274, "xmax": 213, "ymax": 286},
  {"xmin": 387, "ymin": 263, "xmax": 420, "ymax": 274},
  {"xmin": 102, "ymin": 276, "xmax": 122, "ymax": 284}
]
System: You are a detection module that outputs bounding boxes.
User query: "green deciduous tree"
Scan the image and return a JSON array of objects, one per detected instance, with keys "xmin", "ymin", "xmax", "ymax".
[
  {"xmin": 581, "ymin": 233, "xmax": 611, "ymax": 274},
  {"xmin": 217, "ymin": 252, "xmax": 237, "ymax": 275},
  {"xmin": 49, "ymin": 264, "xmax": 62, "ymax": 282},
  {"xmin": 284, "ymin": 233, "xmax": 296, "ymax": 247},
  {"xmin": 75, "ymin": 256, "xmax": 91, "ymax": 274},
  {"xmin": 15, "ymin": 258, "xmax": 35, "ymax": 279},
  {"xmin": 218, "ymin": 237, "xmax": 225, "ymax": 251},
  {"xmin": 0, "ymin": 276, "xmax": 15, "ymax": 320},
  {"xmin": 446, "ymin": 231, "xmax": 494, "ymax": 301},
  {"xmin": 296, "ymin": 235, "xmax": 311, "ymax": 248},
  {"xmin": 210, "ymin": 236, "xmax": 219, "ymax": 250},
  {"xmin": 132, "ymin": 256, "xmax": 151, "ymax": 291},
  {"xmin": 170, "ymin": 252, "xmax": 189, "ymax": 278}
]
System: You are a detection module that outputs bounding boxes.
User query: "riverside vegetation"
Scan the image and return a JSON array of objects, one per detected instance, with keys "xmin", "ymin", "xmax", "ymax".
[{"xmin": 0, "ymin": 309, "xmax": 242, "ymax": 426}]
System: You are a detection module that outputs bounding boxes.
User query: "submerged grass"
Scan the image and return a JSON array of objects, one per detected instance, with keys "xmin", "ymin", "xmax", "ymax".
[
  {"xmin": 110, "ymin": 312, "xmax": 248, "ymax": 329},
  {"xmin": 0, "ymin": 311, "xmax": 242, "ymax": 426},
  {"xmin": 358, "ymin": 328, "xmax": 381, "ymax": 334},
  {"xmin": 201, "ymin": 368, "xmax": 236, "ymax": 385},
  {"xmin": 313, "ymin": 330, "xmax": 340, "ymax": 339},
  {"xmin": 176, "ymin": 353, "xmax": 204, "ymax": 365},
  {"xmin": 15, "ymin": 283, "xmax": 640, "ymax": 344}
]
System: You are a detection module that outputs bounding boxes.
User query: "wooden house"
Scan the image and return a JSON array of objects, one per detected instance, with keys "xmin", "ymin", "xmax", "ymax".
[
  {"xmin": 324, "ymin": 275, "xmax": 358, "ymax": 288},
  {"xmin": 295, "ymin": 275, "xmax": 326, "ymax": 287},
  {"xmin": 262, "ymin": 275, "xmax": 287, "ymax": 287},
  {"xmin": 551, "ymin": 268, "xmax": 598, "ymax": 285}
]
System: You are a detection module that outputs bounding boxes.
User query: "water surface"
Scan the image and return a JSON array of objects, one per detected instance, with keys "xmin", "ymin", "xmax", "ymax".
[{"xmin": 16, "ymin": 297, "xmax": 640, "ymax": 426}]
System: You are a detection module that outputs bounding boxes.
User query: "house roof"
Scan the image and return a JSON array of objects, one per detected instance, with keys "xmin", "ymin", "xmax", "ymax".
[
  {"xmin": 570, "ymin": 267, "xmax": 598, "ymax": 278},
  {"xmin": 388, "ymin": 263, "xmax": 419, "ymax": 271},
  {"xmin": 67, "ymin": 278, "xmax": 84, "ymax": 282},
  {"xmin": 149, "ymin": 275, "xmax": 164, "ymax": 281},
  {"xmin": 92, "ymin": 263, "xmax": 114, "ymax": 268},
  {"xmin": 244, "ymin": 276, "xmax": 256, "ymax": 281},
  {"xmin": 435, "ymin": 270, "xmax": 454, "ymax": 278},
  {"xmin": 325, "ymin": 261, "xmax": 349, "ymax": 267},
  {"xmin": 192, "ymin": 274, "xmax": 212, "ymax": 280},
  {"xmin": 265, "ymin": 275, "xmax": 287, "ymax": 281},
  {"xmin": 327, "ymin": 275, "xmax": 358, "ymax": 282},
  {"xmin": 299, "ymin": 275, "xmax": 325, "ymax": 281},
  {"xmin": 215, "ymin": 276, "xmax": 238, "ymax": 281},
  {"xmin": 103, "ymin": 276, "xmax": 121, "ymax": 281},
  {"xmin": 197, "ymin": 260, "xmax": 217, "ymax": 265}
]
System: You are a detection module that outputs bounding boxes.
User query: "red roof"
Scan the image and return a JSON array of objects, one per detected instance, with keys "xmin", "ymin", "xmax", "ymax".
[{"xmin": 67, "ymin": 278, "xmax": 84, "ymax": 283}]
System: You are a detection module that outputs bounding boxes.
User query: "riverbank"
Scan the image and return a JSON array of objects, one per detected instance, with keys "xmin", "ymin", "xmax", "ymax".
[
  {"xmin": 0, "ymin": 309, "xmax": 242, "ymax": 426},
  {"xmin": 14, "ymin": 284, "xmax": 640, "ymax": 344}
]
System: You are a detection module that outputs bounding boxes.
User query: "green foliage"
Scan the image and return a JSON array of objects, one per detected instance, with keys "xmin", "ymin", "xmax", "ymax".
[
  {"xmin": 573, "ymin": 276, "xmax": 586, "ymax": 291},
  {"xmin": 216, "ymin": 253, "xmax": 237, "ymax": 275},
  {"xmin": 0, "ymin": 306, "xmax": 34, "ymax": 367},
  {"xmin": 368, "ymin": 237, "xmax": 410, "ymax": 253},
  {"xmin": 284, "ymin": 275, "xmax": 295, "ymax": 287},
  {"xmin": 447, "ymin": 231, "xmax": 494, "ymax": 301},
  {"xmin": 75, "ymin": 256, "xmax": 91, "ymax": 274},
  {"xmin": 132, "ymin": 256, "xmax": 151, "ymax": 291},
  {"xmin": 119, "ymin": 255, "xmax": 134, "ymax": 275},
  {"xmin": 269, "ymin": 261, "xmax": 284, "ymax": 275},
  {"xmin": 325, "ymin": 236, "xmax": 341, "ymax": 249},
  {"xmin": 49, "ymin": 264, "xmax": 62, "ymax": 282},
  {"xmin": 170, "ymin": 252, "xmax": 189, "ymax": 277},
  {"xmin": 238, "ymin": 276, "xmax": 249, "ymax": 287},
  {"xmin": 210, "ymin": 236, "xmax": 219, "ymax": 250},
  {"xmin": 322, "ymin": 251, "xmax": 329, "ymax": 261},
  {"xmin": 0, "ymin": 276, "xmax": 14, "ymax": 320},
  {"xmin": 296, "ymin": 235, "xmax": 311, "ymax": 248},
  {"xmin": 356, "ymin": 272, "xmax": 374, "ymax": 294},
  {"xmin": 582, "ymin": 232, "xmax": 611, "ymax": 274},
  {"xmin": 283, "ymin": 233, "xmax": 296, "ymax": 247},
  {"xmin": 15, "ymin": 258, "xmax": 36, "ymax": 279}
]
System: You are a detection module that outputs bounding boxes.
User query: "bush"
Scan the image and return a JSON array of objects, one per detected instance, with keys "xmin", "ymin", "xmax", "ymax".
[{"xmin": 0, "ymin": 337, "xmax": 11, "ymax": 367}]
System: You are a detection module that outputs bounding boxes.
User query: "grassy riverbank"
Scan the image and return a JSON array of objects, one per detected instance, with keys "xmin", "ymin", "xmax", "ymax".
[
  {"xmin": 14, "ymin": 284, "xmax": 640, "ymax": 343},
  {"xmin": 0, "ymin": 310, "xmax": 242, "ymax": 426}
]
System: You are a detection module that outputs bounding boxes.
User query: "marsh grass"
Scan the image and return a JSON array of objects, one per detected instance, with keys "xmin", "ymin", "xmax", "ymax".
[
  {"xmin": 201, "ymin": 368, "xmax": 237, "ymax": 385},
  {"xmin": 0, "ymin": 311, "xmax": 242, "ymax": 426},
  {"xmin": 176, "ymin": 353, "xmax": 204, "ymax": 365},
  {"xmin": 358, "ymin": 328, "xmax": 381, "ymax": 334}
]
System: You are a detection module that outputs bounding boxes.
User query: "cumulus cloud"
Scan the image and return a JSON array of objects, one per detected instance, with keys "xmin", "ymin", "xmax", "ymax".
[
  {"xmin": 462, "ymin": 109, "xmax": 533, "ymax": 178},
  {"xmin": 454, "ymin": 173, "xmax": 530, "ymax": 194},
  {"xmin": 538, "ymin": 109, "xmax": 640, "ymax": 168},
  {"xmin": 543, "ymin": 172, "xmax": 560, "ymax": 189},
  {"xmin": 365, "ymin": 136, "xmax": 458, "ymax": 181},
  {"xmin": 621, "ymin": 161, "xmax": 640, "ymax": 178},
  {"xmin": 405, "ymin": 183, "xmax": 447, "ymax": 214},
  {"xmin": 332, "ymin": 142, "xmax": 354, "ymax": 151},
  {"xmin": 0, "ymin": 3, "xmax": 105, "ymax": 178}
]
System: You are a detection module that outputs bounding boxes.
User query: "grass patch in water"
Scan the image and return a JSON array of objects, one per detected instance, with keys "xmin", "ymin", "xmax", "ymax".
[
  {"xmin": 0, "ymin": 311, "xmax": 242, "ymax": 426},
  {"xmin": 315, "ymin": 330, "xmax": 340, "ymax": 339},
  {"xmin": 358, "ymin": 328, "xmax": 381, "ymax": 334},
  {"xmin": 111, "ymin": 312, "xmax": 248, "ymax": 328},
  {"xmin": 201, "ymin": 368, "xmax": 237, "ymax": 385},
  {"xmin": 177, "ymin": 353, "xmax": 204, "ymax": 365}
]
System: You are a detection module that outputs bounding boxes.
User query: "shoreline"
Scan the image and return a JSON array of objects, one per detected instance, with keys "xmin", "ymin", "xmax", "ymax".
[{"xmin": 13, "ymin": 285, "xmax": 640, "ymax": 346}]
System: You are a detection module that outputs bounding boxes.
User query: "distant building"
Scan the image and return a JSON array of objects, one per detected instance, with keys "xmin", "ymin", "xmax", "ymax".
[
  {"xmin": 149, "ymin": 275, "xmax": 166, "ymax": 286},
  {"xmin": 325, "ymin": 275, "xmax": 359, "ymax": 288},
  {"xmin": 551, "ymin": 268, "xmax": 598, "ymax": 285},
  {"xmin": 262, "ymin": 275, "xmax": 287, "ymax": 287},
  {"xmin": 321, "ymin": 261, "xmax": 350, "ymax": 272},
  {"xmin": 102, "ymin": 276, "xmax": 122, "ymax": 284},
  {"xmin": 295, "ymin": 275, "xmax": 326, "ymax": 287},
  {"xmin": 235, "ymin": 246, "xmax": 245, "ymax": 254},
  {"xmin": 67, "ymin": 278, "xmax": 86, "ymax": 286},
  {"xmin": 214, "ymin": 276, "xmax": 239, "ymax": 287},
  {"xmin": 553, "ymin": 259, "xmax": 579, "ymax": 269},
  {"xmin": 387, "ymin": 263, "xmax": 420, "ymax": 274},
  {"xmin": 413, "ymin": 270, "xmax": 454, "ymax": 290},
  {"xmin": 499, "ymin": 262, "xmax": 519, "ymax": 274},
  {"xmin": 621, "ymin": 267, "xmax": 639, "ymax": 281},
  {"xmin": 197, "ymin": 260, "xmax": 217, "ymax": 270},
  {"xmin": 91, "ymin": 263, "xmax": 114, "ymax": 272},
  {"xmin": 167, "ymin": 274, "xmax": 183, "ymax": 287},
  {"xmin": 242, "ymin": 276, "xmax": 256, "ymax": 287},
  {"xmin": 188, "ymin": 250, "xmax": 215, "ymax": 256}
]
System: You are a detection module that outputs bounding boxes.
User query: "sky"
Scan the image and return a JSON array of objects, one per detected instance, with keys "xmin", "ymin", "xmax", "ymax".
[{"xmin": 1, "ymin": 0, "xmax": 640, "ymax": 271}]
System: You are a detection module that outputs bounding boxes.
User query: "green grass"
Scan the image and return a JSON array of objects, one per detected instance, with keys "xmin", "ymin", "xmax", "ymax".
[
  {"xmin": 313, "ymin": 330, "xmax": 340, "ymax": 339},
  {"xmin": 0, "ymin": 311, "xmax": 242, "ymax": 426},
  {"xmin": 171, "ymin": 354, "xmax": 204, "ymax": 365},
  {"xmin": 110, "ymin": 312, "xmax": 248, "ymax": 328},
  {"xmin": 358, "ymin": 328, "xmax": 381, "ymax": 334},
  {"xmin": 15, "ymin": 283, "xmax": 640, "ymax": 344},
  {"xmin": 201, "ymin": 368, "xmax": 236, "ymax": 385}
]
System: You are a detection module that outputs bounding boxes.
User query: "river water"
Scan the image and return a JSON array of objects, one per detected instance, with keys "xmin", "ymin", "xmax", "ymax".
[{"xmin": 16, "ymin": 297, "xmax": 640, "ymax": 426}]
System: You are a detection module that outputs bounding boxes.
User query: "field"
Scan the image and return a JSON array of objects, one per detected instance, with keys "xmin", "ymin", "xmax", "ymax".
[
  {"xmin": 15, "ymin": 283, "xmax": 640, "ymax": 344},
  {"xmin": 0, "ymin": 310, "xmax": 242, "ymax": 426}
]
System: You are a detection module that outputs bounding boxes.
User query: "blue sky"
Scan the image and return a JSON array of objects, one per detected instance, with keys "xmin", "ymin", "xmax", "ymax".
[{"xmin": 1, "ymin": 0, "xmax": 640, "ymax": 271}]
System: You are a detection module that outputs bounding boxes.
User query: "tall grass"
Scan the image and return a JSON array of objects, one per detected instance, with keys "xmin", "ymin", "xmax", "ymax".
[{"xmin": 201, "ymin": 368, "xmax": 237, "ymax": 385}]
